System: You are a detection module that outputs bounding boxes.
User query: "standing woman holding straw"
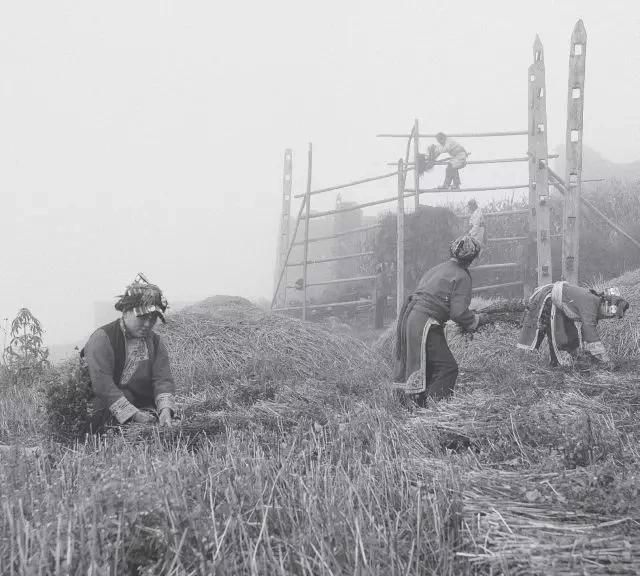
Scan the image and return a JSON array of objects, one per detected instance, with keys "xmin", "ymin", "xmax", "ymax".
[{"xmin": 392, "ymin": 236, "xmax": 489, "ymax": 405}]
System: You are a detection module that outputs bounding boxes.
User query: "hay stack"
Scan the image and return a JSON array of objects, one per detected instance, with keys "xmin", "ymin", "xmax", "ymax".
[
  {"xmin": 180, "ymin": 295, "xmax": 253, "ymax": 317},
  {"xmin": 598, "ymin": 269, "xmax": 640, "ymax": 359},
  {"xmin": 157, "ymin": 299, "xmax": 385, "ymax": 392}
]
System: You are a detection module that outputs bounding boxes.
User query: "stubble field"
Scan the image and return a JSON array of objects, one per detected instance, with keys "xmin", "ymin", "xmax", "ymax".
[{"xmin": 1, "ymin": 298, "xmax": 639, "ymax": 575}]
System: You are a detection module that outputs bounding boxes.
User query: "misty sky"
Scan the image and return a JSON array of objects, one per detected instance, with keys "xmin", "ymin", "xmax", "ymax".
[{"xmin": 1, "ymin": 0, "xmax": 639, "ymax": 345}]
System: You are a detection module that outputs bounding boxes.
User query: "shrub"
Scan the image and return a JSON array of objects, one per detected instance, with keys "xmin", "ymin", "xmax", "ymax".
[
  {"xmin": 41, "ymin": 358, "xmax": 94, "ymax": 442},
  {"xmin": 2, "ymin": 308, "xmax": 50, "ymax": 386}
]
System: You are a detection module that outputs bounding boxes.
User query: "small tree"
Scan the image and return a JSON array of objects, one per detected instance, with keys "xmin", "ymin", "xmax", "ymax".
[{"xmin": 3, "ymin": 308, "xmax": 49, "ymax": 383}]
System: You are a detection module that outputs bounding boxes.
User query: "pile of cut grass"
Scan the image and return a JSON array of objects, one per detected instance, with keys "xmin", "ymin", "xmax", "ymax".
[
  {"xmin": 158, "ymin": 301, "xmax": 385, "ymax": 393},
  {"xmin": 596, "ymin": 268, "xmax": 640, "ymax": 358}
]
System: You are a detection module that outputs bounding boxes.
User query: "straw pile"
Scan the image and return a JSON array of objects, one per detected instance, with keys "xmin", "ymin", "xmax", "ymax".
[
  {"xmin": 180, "ymin": 295, "xmax": 253, "ymax": 315},
  {"xmin": 457, "ymin": 466, "xmax": 640, "ymax": 575},
  {"xmin": 118, "ymin": 298, "xmax": 387, "ymax": 443},
  {"xmin": 597, "ymin": 269, "xmax": 640, "ymax": 359},
  {"xmin": 158, "ymin": 299, "xmax": 384, "ymax": 392}
]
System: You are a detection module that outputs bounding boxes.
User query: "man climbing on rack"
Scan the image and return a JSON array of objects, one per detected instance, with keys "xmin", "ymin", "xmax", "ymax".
[{"xmin": 432, "ymin": 132, "xmax": 468, "ymax": 190}]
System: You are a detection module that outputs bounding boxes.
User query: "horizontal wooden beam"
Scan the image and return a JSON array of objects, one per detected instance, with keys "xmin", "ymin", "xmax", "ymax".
[
  {"xmin": 293, "ymin": 224, "xmax": 382, "ymax": 245},
  {"xmin": 405, "ymin": 184, "xmax": 529, "ymax": 194},
  {"xmin": 304, "ymin": 195, "xmax": 399, "ymax": 219},
  {"xmin": 307, "ymin": 197, "xmax": 530, "ymax": 221},
  {"xmin": 377, "ymin": 130, "xmax": 528, "ymax": 138},
  {"xmin": 287, "ymin": 275, "xmax": 377, "ymax": 289},
  {"xmin": 292, "ymin": 169, "xmax": 405, "ymax": 199},
  {"xmin": 388, "ymin": 154, "xmax": 559, "ymax": 167},
  {"xmin": 286, "ymin": 251, "xmax": 375, "ymax": 267},
  {"xmin": 472, "ymin": 281, "xmax": 524, "ymax": 293},
  {"xmin": 487, "ymin": 235, "xmax": 528, "ymax": 242},
  {"xmin": 484, "ymin": 209, "xmax": 529, "ymax": 217},
  {"xmin": 471, "ymin": 262, "xmax": 520, "ymax": 272},
  {"xmin": 272, "ymin": 299, "xmax": 373, "ymax": 313},
  {"xmin": 487, "ymin": 233, "xmax": 562, "ymax": 242}
]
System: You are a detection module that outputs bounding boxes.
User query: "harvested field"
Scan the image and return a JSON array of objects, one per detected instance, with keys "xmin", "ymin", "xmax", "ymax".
[{"xmin": 1, "ymin": 292, "xmax": 639, "ymax": 574}]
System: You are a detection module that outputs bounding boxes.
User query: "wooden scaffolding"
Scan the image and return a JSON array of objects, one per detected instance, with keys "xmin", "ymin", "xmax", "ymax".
[{"xmin": 272, "ymin": 20, "xmax": 599, "ymax": 322}]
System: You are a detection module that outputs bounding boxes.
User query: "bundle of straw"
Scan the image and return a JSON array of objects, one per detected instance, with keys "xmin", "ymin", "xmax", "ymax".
[{"xmin": 474, "ymin": 297, "xmax": 526, "ymax": 325}]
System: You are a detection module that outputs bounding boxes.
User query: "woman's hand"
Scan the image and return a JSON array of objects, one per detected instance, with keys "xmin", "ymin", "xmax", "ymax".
[
  {"xmin": 158, "ymin": 408, "xmax": 176, "ymax": 427},
  {"xmin": 132, "ymin": 410, "xmax": 156, "ymax": 424}
]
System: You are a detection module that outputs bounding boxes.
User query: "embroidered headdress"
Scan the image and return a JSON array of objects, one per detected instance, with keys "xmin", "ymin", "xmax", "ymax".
[
  {"xmin": 115, "ymin": 273, "xmax": 168, "ymax": 322},
  {"xmin": 449, "ymin": 235, "xmax": 482, "ymax": 264}
]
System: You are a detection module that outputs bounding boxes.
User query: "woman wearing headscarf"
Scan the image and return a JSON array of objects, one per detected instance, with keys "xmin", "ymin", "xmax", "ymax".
[
  {"xmin": 518, "ymin": 282, "xmax": 629, "ymax": 367},
  {"xmin": 81, "ymin": 274, "xmax": 177, "ymax": 431},
  {"xmin": 393, "ymin": 236, "xmax": 488, "ymax": 404}
]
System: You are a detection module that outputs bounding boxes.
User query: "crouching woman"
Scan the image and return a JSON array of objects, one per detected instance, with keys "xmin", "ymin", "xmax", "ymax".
[
  {"xmin": 81, "ymin": 275, "xmax": 177, "ymax": 431},
  {"xmin": 392, "ymin": 236, "xmax": 488, "ymax": 405},
  {"xmin": 518, "ymin": 282, "xmax": 629, "ymax": 367}
]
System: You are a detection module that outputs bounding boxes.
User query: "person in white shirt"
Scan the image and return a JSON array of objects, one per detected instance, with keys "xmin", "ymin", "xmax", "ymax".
[
  {"xmin": 467, "ymin": 199, "xmax": 486, "ymax": 246},
  {"xmin": 433, "ymin": 132, "xmax": 468, "ymax": 190}
]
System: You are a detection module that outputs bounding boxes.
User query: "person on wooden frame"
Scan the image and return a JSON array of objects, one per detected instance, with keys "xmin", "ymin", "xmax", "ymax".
[{"xmin": 432, "ymin": 132, "xmax": 468, "ymax": 190}]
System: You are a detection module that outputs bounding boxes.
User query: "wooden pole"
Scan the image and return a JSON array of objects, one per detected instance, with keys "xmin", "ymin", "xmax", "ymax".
[
  {"xmin": 413, "ymin": 118, "xmax": 420, "ymax": 210},
  {"xmin": 302, "ymin": 143, "xmax": 313, "ymax": 321},
  {"xmin": 529, "ymin": 46, "xmax": 552, "ymax": 286},
  {"xmin": 562, "ymin": 20, "xmax": 587, "ymax": 283},
  {"xmin": 388, "ymin": 154, "xmax": 558, "ymax": 167},
  {"xmin": 274, "ymin": 149, "xmax": 293, "ymax": 308},
  {"xmin": 524, "ymin": 37, "xmax": 544, "ymax": 297},
  {"xmin": 271, "ymin": 193, "xmax": 309, "ymax": 309},
  {"xmin": 396, "ymin": 159, "xmax": 405, "ymax": 316},
  {"xmin": 374, "ymin": 271, "xmax": 384, "ymax": 329},
  {"xmin": 377, "ymin": 130, "xmax": 528, "ymax": 138}
]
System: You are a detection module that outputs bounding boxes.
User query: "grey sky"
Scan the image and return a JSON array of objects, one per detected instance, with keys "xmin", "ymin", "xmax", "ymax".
[{"xmin": 1, "ymin": 0, "xmax": 638, "ymax": 345}]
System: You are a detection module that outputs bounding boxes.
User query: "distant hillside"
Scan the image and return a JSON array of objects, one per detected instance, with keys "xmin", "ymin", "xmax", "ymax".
[{"xmin": 553, "ymin": 145, "xmax": 640, "ymax": 182}]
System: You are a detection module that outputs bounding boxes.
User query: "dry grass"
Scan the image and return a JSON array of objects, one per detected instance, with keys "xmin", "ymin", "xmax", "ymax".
[
  {"xmin": 158, "ymin": 303, "xmax": 384, "ymax": 393},
  {"xmin": 2, "ymin": 292, "xmax": 640, "ymax": 574},
  {"xmin": 595, "ymin": 269, "xmax": 640, "ymax": 359},
  {"xmin": 401, "ymin": 321, "xmax": 640, "ymax": 575}
]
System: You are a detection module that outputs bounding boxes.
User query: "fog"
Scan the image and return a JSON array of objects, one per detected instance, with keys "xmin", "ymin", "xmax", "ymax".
[{"xmin": 1, "ymin": 0, "xmax": 638, "ymax": 346}]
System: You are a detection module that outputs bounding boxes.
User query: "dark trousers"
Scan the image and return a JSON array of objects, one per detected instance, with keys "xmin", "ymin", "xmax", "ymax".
[
  {"xmin": 415, "ymin": 325, "xmax": 459, "ymax": 405},
  {"xmin": 442, "ymin": 165, "xmax": 461, "ymax": 188}
]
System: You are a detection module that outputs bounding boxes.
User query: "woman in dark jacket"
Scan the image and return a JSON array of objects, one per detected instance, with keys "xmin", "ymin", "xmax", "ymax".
[
  {"xmin": 393, "ymin": 236, "xmax": 487, "ymax": 404},
  {"xmin": 82, "ymin": 274, "xmax": 177, "ymax": 431}
]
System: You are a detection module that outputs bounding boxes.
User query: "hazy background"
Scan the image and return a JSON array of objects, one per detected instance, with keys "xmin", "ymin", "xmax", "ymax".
[{"xmin": 1, "ymin": 0, "xmax": 639, "ymax": 347}]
